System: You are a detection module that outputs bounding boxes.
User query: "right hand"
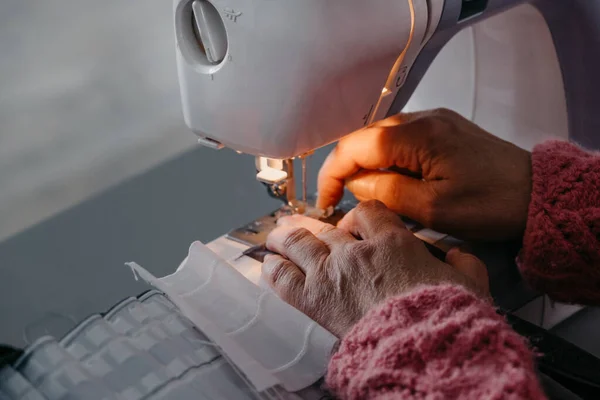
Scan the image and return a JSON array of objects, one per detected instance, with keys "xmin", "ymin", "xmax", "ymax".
[{"xmin": 317, "ymin": 108, "xmax": 532, "ymax": 241}]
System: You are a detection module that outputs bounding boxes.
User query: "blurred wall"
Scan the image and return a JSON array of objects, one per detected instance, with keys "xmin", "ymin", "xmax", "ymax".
[{"xmin": 0, "ymin": 0, "xmax": 196, "ymax": 241}]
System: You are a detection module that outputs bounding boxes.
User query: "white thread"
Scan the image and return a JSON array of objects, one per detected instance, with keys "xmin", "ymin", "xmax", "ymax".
[
  {"xmin": 226, "ymin": 291, "xmax": 269, "ymax": 336},
  {"xmin": 126, "ymin": 262, "xmax": 140, "ymax": 281},
  {"xmin": 270, "ymin": 323, "xmax": 315, "ymax": 373}
]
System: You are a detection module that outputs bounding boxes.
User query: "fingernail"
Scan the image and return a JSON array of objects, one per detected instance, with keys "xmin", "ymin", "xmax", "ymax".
[
  {"xmin": 315, "ymin": 196, "xmax": 326, "ymax": 209},
  {"xmin": 276, "ymin": 216, "xmax": 292, "ymax": 226},
  {"xmin": 346, "ymin": 175, "xmax": 370, "ymax": 195},
  {"xmin": 262, "ymin": 255, "xmax": 275, "ymax": 272},
  {"xmin": 446, "ymin": 247, "xmax": 460, "ymax": 258}
]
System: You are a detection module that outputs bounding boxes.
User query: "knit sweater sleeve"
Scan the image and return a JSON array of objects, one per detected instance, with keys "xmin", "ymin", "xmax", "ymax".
[
  {"xmin": 325, "ymin": 284, "xmax": 546, "ymax": 400},
  {"xmin": 517, "ymin": 140, "xmax": 600, "ymax": 305}
]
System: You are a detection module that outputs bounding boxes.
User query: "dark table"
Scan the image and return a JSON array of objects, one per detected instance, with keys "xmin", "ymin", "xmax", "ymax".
[{"xmin": 0, "ymin": 146, "xmax": 330, "ymax": 347}]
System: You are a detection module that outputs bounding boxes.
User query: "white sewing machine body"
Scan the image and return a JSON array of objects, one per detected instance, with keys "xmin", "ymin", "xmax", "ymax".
[
  {"xmin": 175, "ymin": 0, "xmax": 600, "ymax": 157},
  {"xmin": 176, "ymin": 0, "xmax": 429, "ymax": 158},
  {"xmin": 176, "ymin": 0, "xmax": 600, "ymax": 329}
]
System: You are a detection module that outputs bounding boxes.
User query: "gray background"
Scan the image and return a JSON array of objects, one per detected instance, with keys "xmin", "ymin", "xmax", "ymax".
[{"xmin": 0, "ymin": 0, "xmax": 194, "ymax": 242}]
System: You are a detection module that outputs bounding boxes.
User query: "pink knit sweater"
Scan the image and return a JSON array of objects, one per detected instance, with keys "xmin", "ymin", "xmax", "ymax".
[{"xmin": 326, "ymin": 141, "xmax": 600, "ymax": 399}]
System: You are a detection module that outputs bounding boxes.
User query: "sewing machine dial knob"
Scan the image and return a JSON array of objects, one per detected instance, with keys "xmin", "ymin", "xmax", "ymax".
[{"xmin": 191, "ymin": 0, "xmax": 228, "ymax": 65}]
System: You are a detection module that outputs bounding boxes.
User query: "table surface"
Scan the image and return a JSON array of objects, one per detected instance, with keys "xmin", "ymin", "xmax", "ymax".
[{"xmin": 0, "ymin": 146, "xmax": 330, "ymax": 347}]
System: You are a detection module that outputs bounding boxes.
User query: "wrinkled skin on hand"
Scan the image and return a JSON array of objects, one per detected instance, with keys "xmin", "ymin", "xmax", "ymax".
[
  {"xmin": 262, "ymin": 200, "xmax": 489, "ymax": 338},
  {"xmin": 317, "ymin": 108, "xmax": 532, "ymax": 241}
]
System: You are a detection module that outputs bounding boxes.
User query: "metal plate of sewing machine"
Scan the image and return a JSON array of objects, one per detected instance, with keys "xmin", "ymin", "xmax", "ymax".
[
  {"xmin": 226, "ymin": 197, "xmax": 448, "ymax": 263},
  {"xmin": 226, "ymin": 198, "xmax": 356, "ymax": 249}
]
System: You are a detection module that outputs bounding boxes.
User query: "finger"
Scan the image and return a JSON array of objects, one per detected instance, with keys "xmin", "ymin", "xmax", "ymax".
[
  {"xmin": 261, "ymin": 254, "xmax": 305, "ymax": 304},
  {"xmin": 345, "ymin": 170, "xmax": 435, "ymax": 223},
  {"xmin": 316, "ymin": 115, "xmax": 434, "ymax": 210},
  {"xmin": 266, "ymin": 226, "xmax": 329, "ymax": 273},
  {"xmin": 445, "ymin": 247, "xmax": 490, "ymax": 296},
  {"xmin": 337, "ymin": 200, "xmax": 407, "ymax": 239},
  {"xmin": 277, "ymin": 214, "xmax": 334, "ymax": 234},
  {"xmin": 371, "ymin": 112, "xmax": 420, "ymax": 127},
  {"xmin": 277, "ymin": 215, "xmax": 354, "ymax": 246}
]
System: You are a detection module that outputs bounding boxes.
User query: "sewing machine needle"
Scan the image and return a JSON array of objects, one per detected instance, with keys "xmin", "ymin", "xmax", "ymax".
[
  {"xmin": 301, "ymin": 157, "xmax": 307, "ymax": 203},
  {"xmin": 285, "ymin": 159, "xmax": 296, "ymax": 207}
]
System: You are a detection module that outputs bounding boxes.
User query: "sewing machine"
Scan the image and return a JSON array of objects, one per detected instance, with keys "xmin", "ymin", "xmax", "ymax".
[
  {"xmin": 177, "ymin": 0, "xmax": 599, "ymax": 197},
  {"xmin": 176, "ymin": 0, "xmax": 599, "ymax": 293},
  {"xmin": 177, "ymin": 2, "xmax": 600, "ymax": 395}
]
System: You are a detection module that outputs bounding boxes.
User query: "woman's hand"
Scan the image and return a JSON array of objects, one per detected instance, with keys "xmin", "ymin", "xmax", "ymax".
[
  {"xmin": 262, "ymin": 200, "xmax": 489, "ymax": 337},
  {"xmin": 317, "ymin": 108, "xmax": 532, "ymax": 241}
]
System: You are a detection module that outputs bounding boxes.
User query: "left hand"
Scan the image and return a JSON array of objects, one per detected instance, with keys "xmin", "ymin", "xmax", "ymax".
[
  {"xmin": 316, "ymin": 109, "xmax": 532, "ymax": 241},
  {"xmin": 262, "ymin": 200, "xmax": 489, "ymax": 337}
]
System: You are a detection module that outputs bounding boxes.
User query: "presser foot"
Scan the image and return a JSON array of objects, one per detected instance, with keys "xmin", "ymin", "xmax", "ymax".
[{"xmin": 226, "ymin": 197, "xmax": 343, "ymax": 249}]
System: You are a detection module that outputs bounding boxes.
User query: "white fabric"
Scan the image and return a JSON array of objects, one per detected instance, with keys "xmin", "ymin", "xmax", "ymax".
[{"xmin": 128, "ymin": 241, "xmax": 338, "ymax": 392}]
